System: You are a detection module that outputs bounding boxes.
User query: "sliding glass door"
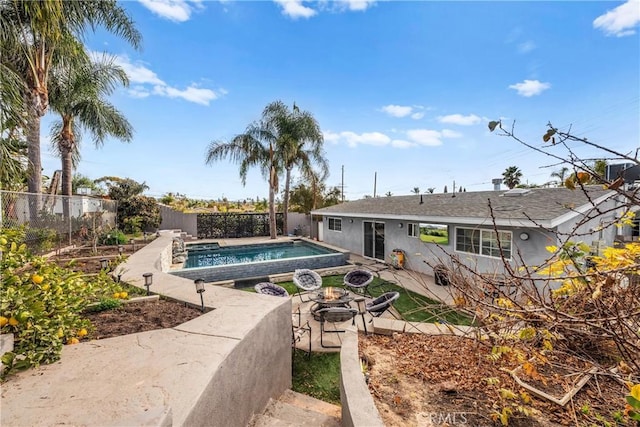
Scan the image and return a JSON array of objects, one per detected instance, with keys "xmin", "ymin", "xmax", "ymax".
[{"xmin": 363, "ymin": 221, "xmax": 385, "ymax": 261}]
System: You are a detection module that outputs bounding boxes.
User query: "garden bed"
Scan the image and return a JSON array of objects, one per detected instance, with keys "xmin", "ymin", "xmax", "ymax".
[{"xmin": 359, "ymin": 333, "xmax": 629, "ymax": 426}]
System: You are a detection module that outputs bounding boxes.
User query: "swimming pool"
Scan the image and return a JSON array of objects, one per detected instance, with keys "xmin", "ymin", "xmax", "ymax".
[{"xmin": 170, "ymin": 240, "xmax": 349, "ymax": 284}]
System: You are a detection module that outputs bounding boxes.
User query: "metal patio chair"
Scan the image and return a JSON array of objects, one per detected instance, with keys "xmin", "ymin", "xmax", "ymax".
[
  {"xmin": 292, "ymin": 269, "xmax": 322, "ymax": 302},
  {"xmin": 343, "ymin": 269, "xmax": 374, "ymax": 296},
  {"xmin": 366, "ymin": 291, "xmax": 400, "ymax": 319},
  {"xmin": 316, "ymin": 306, "xmax": 358, "ymax": 348},
  {"xmin": 292, "ymin": 306, "xmax": 312, "ymax": 362},
  {"xmin": 254, "ymin": 282, "xmax": 289, "ymax": 297}
]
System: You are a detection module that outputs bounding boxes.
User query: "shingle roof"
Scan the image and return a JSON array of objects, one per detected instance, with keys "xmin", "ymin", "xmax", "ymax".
[{"xmin": 311, "ymin": 187, "xmax": 614, "ymax": 227}]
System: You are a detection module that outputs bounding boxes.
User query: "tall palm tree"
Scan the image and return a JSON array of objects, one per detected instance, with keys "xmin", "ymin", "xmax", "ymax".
[
  {"xmin": 266, "ymin": 101, "xmax": 326, "ymax": 234},
  {"xmin": 412, "ymin": 187, "xmax": 420, "ymax": 195},
  {"xmin": 48, "ymin": 53, "xmax": 133, "ymax": 207},
  {"xmin": 0, "ymin": 0, "xmax": 141, "ymax": 196},
  {"xmin": 502, "ymin": 166, "xmax": 523, "ymax": 189},
  {"xmin": 205, "ymin": 116, "xmax": 280, "ymax": 239},
  {"xmin": 550, "ymin": 166, "xmax": 569, "ymax": 187}
]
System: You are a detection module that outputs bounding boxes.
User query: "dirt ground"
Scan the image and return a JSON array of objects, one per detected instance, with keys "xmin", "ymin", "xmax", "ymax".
[
  {"xmin": 84, "ymin": 298, "xmax": 203, "ymax": 340},
  {"xmin": 359, "ymin": 333, "xmax": 629, "ymax": 427}
]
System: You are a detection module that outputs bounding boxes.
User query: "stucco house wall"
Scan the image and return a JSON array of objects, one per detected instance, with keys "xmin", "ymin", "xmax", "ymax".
[
  {"xmin": 316, "ymin": 187, "xmax": 622, "ymax": 277},
  {"xmin": 321, "ymin": 216, "xmax": 558, "ymax": 276}
]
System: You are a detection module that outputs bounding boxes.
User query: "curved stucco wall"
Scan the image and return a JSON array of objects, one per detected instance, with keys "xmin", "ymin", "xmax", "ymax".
[{"xmin": 339, "ymin": 330, "xmax": 384, "ymax": 427}]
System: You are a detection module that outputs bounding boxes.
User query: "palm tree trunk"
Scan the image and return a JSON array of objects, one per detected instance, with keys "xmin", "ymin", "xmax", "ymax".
[
  {"xmin": 283, "ymin": 166, "xmax": 292, "ymax": 235},
  {"xmin": 268, "ymin": 180, "xmax": 277, "ymax": 240},
  {"xmin": 26, "ymin": 96, "xmax": 42, "ymax": 196},
  {"xmin": 61, "ymin": 142, "xmax": 74, "ymax": 220},
  {"xmin": 26, "ymin": 94, "xmax": 43, "ymax": 219}
]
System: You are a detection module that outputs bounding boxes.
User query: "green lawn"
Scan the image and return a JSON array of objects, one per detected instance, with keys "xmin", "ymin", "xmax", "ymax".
[{"xmin": 292, "ymin": 349, "xmax": 341, "ymax": 405}]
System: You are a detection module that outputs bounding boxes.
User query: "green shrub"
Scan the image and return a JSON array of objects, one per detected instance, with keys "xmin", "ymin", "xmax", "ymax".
[
  {"xmin": 99, "ymin": 229, "xmax": 127, "ymax": 245},
  {"xmin": 0, "ymin": 228, "xmax": 122, "ymax": 379},
  {"xmin": 85, "ymin": 298, "xmax": 123, "ymax": 313},
  {"xmin": 117, "ymin": 195, "xmax": 161, "ymax": 232}
]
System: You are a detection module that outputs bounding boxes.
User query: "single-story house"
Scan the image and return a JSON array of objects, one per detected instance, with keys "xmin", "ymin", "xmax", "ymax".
[{"xmin": 311, "ymin": 186, "xmax": 633, "ymax": 277}]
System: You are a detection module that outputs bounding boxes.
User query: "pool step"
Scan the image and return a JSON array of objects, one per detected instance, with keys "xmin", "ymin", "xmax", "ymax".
[{"xmin": 249, "ymin": 390, "xmax": 340, "ymax": 427}]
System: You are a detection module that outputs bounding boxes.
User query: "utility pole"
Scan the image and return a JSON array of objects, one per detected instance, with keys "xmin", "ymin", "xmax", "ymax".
[
  {"xmin": 373, "ymin": 172, "xmax": 377, "ymax": 198},
  {"xmin": 341, "ymin": 165, "xmax": 344, "ymax": 202}
]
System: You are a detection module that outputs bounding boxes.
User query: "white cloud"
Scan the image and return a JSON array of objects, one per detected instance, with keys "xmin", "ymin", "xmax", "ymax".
[
  {"xmin": 593, "ymin": 0, "xmax": 640, "ymax": 37},
  {"xmin": 517, "ymin": 40, "xmax": 536, "ymax": 54},
  {"xmin": 391, "ymin": 139, "xmax": 415, "ymax": 148},
  {"xmin": 381, "ymin": 104, "xmax": 413, "ymax": 118},
  {"xmin": 441, "ymin": 129, "xmax": 463, "ymax": 138},
  {"xmin": 323, "ymin": 131, "xmax": 341, "ymax": 144},
  {"xmin": 405, "ymin": 128, "xmax": 461, "ymax": 146},
  {"xmin": 380, "ymin": 104, "xmax": 424, "ymax": 120},
  {"xmin": 322, "ymin": 131, "xmax": 390, "ymax": 147},
  {"xmin": 334, "ymin": 0, "xmax": 376, "ymax": 11},
  {"xmin": 114, "ymin": 55, "xmax": 222, "ymax": 106},
  {"xmin": 341, "ymin": 131, "xmax": 390, "ymax": 147},
  {"xmin": 128, "ymin": 86, "xmax": 151, "ymax": 99},
  {"xmin": 114, "ymin": 55, "xmax": 165, "ymax": 85},
  {"xmin": 406, "ymin": 129, "xmax": 443, "ymax": 146},
  {"xmin": 139, "ymin": 0, "xmax": 202, "ymax": 22},
  {"xmin": 437, "ymin": 114, "xmax": 481, "ymax": 126},
  {"xmin": 508, "ymin": 79, "xmax": 551, "ymax": 97},
  {"xmin": 274, "ymin": 0, "xmax": 317, "ymax": 19},
  {"xmin": 154, "ymin": 84, "xmax": 218, "ymax": 106}
]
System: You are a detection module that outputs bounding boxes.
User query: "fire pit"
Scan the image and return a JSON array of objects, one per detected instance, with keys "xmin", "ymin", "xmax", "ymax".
[{"xmin": 310, "ymin": 287, "xmax": 353, "ymax": 320}]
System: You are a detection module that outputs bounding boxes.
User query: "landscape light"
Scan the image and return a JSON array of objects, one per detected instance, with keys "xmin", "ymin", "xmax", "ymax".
[
  {"xmin": 130, "ymin": 239, "xmax": 135, "ymax": 251},
  {"xmin": 143, "ymin": 273, "xmax": 153, "ymax": 295},
  {"xmin": 100, "ymin": 258, "xmax": 109, "ymax": 270},
  {"xmin": 195, "ymin": 278, "xmax": 206, "ymax": 312},
  {"xmin": 118, "ymin": 245, "xmax": 124, "ymax": 255}
]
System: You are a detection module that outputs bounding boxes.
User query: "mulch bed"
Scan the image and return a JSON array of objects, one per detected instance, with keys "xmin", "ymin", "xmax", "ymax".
[{"xmin": 84, "ymin": 299, "xmax": 203, "ymax": 340}]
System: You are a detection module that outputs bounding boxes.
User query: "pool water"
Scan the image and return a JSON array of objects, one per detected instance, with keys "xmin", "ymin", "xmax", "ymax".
[{"xmin": 184, "ymin": 240, "xmax": 338, "ymax": 269}]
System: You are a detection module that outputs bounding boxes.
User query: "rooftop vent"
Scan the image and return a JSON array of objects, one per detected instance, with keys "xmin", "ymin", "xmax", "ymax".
[{"xmin": 502, "ymin": 188, "xmax": 531, "ymax": 197}]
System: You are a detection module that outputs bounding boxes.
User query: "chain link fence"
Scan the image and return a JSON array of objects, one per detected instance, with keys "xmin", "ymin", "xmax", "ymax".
[{"xmin": 0, "ymin": 190, "xmax": 117, "ymax": 254}]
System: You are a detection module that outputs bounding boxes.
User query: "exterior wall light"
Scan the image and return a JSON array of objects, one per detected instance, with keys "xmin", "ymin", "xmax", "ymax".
[
  {"xmin": 143, "ymin": 272, "xmax": 153, "ymax": 295},
  {"xmin": 398, "ymin": 223, "xmax": 404, "ymax": 228},
  {"xmin": 519, "ymin": 232, "xmax": 529, "ymax": 241},
  {"xmin": 194, "ymin": 278, "xmax": 206, "ymax": 312}
]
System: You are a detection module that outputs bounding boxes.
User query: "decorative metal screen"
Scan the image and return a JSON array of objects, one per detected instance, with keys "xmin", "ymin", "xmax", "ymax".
[
  {"xmin": 0, "ymin": 190, "xmax": 117, "ymax": 254},
  {"xmin": 197, "ymin": 212, "xmax": 283, "ymax": 239}
]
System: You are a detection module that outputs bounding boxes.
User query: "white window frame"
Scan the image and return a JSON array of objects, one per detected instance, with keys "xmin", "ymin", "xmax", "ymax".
[
  {"xmin": 454, "ymin": 227, "xmax": 512, "ymax": 260},
  {"xmin": 407, "ymin": 223, "xmax": 419, "ymax": 238},
  {"xmin": 328, "ymin": 217, "xmax": 342, "ymax": 232}
]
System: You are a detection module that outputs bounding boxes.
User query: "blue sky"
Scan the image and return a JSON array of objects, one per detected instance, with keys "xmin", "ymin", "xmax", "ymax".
[{"xmin": 40, "ymin": 0, "xmax": 640, "ymax": 201}]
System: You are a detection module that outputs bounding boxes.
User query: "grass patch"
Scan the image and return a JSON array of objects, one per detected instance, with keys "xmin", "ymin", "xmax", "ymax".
[
  {"xmin": 271, "ymin": 274, "xmax": 473, "ymax": 326},
  {"xmin": 291, "ymin": 349, "xmax": 341, "ymax": 405}
]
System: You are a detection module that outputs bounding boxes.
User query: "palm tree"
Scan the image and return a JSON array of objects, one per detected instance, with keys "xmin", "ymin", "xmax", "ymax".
[
  {"xmin": 48, "ymin": 53, "xmax": 132, "ymax": 205},
  {"xmin": 267, "ymin": 101, "xmax": 326, "ymax": 234},
  {"xmin": 412, "ymin": 187, "xmax": 420, "ymax": 195},
  {"xmin": 205, "ymin": 114, "xmax": 280, "ymax": 239},
  {"xmin": 502, "ymin": 166, "xmax": 523, "ymax": 189},
  {"xmin": 550, "ymin": 166, "xmax": 569, "ymax": 187},
  {"xmin": 0, "ymin": 0, "xmax": 141, "ymax": 196}
]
